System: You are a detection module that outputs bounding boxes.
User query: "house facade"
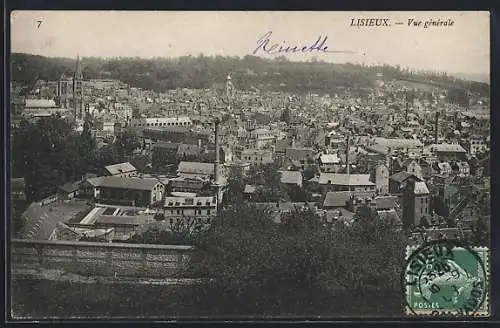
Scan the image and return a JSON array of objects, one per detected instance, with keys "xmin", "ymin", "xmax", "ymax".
[{"xmin": 85, "ymin": 176, "xmax": 164, "ymax": 207}]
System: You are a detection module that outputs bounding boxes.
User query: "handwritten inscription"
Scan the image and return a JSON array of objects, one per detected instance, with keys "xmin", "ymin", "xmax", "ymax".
[
  {"xmin": 252, "ymin": 31, "xmax": 354, "ymax": 56},
  {"xmin": 36, "ymin": 20, "xmax": 43, "ymax": 28}
]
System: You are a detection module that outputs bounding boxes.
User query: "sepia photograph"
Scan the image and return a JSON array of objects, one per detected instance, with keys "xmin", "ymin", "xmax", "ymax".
[{"xmin": 9, "ymin": 11, "xmax": 491, "ymax": 319}]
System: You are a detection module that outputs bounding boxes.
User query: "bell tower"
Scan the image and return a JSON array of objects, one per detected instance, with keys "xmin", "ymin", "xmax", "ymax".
[
  {"xmin": 73, "ymin": 55, "xmax": 84, "ymax": 121},
  {"xmin": 57, "ymin": 73, "xmax": 69, "ymax": 109}
]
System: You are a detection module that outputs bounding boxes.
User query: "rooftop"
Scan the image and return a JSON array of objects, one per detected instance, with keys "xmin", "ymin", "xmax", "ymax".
[
  {"xmin": 427, "ymin": 143, "xmax": 467, "ymax": 153},
  {"xmin": 319, "ymin": 173, "xmax": 374, "ymax": 186},
  {"xmin": 414, "ymin": 181, "xmax": 430, "ymax": 195},
  {"xmin": 25, "ymin": 99, "xmax": 57, "ymax": 108},
  {"xmin": 372, "ymin": 137, "xmax": 423, "ymax": 148},
  {"xmin": 178, "ymin": 161, "xmax": 215, "ymax": 176},
  {"xmin": 323, "ymin": 191, "xmax": 375, "ymax": 208},
  {"xmin": 86, "ymin": 176, "xmax": 161, "ymax": 190},
  {"xmin": 389, "ymin": 171, "xmax": 421, "ymax": 184},
  {"xmin": 164, "ymin": 196, "xmax": 216, "ymax": 207},
  {"xmin": 279, "ymin": 170, "xmax": 303, "ymax": 185},
  {"xmin": 319, "ymin": 153, "xmax": 341, "ymax": 164},
  {"xmin": 104, "ymin": 162, "xmax": 137, "ymax": 176},
  {"xmin": 95, "ymin": 215, "xmax": 152, "ymax": 226}
]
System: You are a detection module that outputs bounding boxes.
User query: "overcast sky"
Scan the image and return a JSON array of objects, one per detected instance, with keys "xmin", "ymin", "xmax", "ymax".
[{"xmin": 11, "ymin": 11, "xmax": 490, "ymax": 75}]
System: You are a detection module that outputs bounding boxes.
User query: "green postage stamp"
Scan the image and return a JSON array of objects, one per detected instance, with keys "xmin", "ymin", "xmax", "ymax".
[{"xmin": 404, "ymin": 240, "xmax": 490, "ymax": 317}]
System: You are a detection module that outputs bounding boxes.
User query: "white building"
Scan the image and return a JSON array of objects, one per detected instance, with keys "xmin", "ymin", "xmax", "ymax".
[{"xmin": 129, "ymin": 116, "xmax": 192, "ymax": 128}]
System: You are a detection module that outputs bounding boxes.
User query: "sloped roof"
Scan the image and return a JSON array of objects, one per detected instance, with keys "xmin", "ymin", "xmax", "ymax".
[
  {"xmin": 319, "ymin": 173, "xmax": 374, "ymax": 186},
  {"xmin": 86, "ymin": 176, "xmax": 161, "ymax": 190},
  {"xmin": 414, "ymin": 181, "xmax": 430, "ymax": 195},
  {"xmin": 322, "ymin": 191, "xmax": 375, "ymax": 208},
  {"xmin": 319, "ymin": 153, "xmax": 341, "ymax": 164},
  {"xmin": 96, "ymin": 215, "xmax": 151, "ymax": 226},
  {"xmin": 427, "ymin": 143, "xmax": 467, "ymax": 153},
  {"xmin": 279, "ymin": 170, "xmax": 302, "ymax": 185},
  {"xmin": 104, "ymin": 162, "xmax": 137, "ymax": 176},
  {"xmin": 178, "ymin": 161, "xmax": 214, "ymax": 175},
  {"xmin": 58, "ymin": 181, "xmax": 81, "ymax": 193},
  {"xmin": 372, "ymin": 137, "xmax": 423, "ymax": 148},
  {"xmin": 375, "ymin": 196, "xmax": 398, "ymax": 210},
  {"xmin": 25, "ymin": 99, "xmax": 57, "ymax": 108},
  {"xmin": 322, "ymin": 192, "xmax": 351, "ymax": 208},
  {"xmin": 169, "ymin": 177, "xmax": 206, "ymax": 190},
  {"xmin": 242, "ymin": 148, "xmax": 273, "ymax": 156},
  {"xmin": 389, "ymin": 171, "xmax": 421, "ymax": 183}
]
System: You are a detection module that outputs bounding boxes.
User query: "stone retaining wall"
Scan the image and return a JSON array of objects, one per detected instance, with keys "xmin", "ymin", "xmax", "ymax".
[{"xmin": 11, "ymin": 239, "xmax": 194, "ymax": 279}]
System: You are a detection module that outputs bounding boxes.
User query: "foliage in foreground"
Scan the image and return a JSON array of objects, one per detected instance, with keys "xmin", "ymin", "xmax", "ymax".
[{"xmin": 182, "ymin": 204, "xmax": 407, "ymax": 316}]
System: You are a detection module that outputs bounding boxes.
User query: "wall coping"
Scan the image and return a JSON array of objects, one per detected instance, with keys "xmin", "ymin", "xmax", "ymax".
[{"xmin": 12, "ymin": 238, "xmax": 195, "ymax": 251}]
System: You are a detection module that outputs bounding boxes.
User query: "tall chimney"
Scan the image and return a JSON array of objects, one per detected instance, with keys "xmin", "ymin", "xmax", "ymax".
[
  {"xmin": 405, "ymin": 100, "xmax": 409, "ymax": 123},
  {"xmin": 214, "ymin": 119, "xmax": 221, "ymax": 184},
  {"xmin": 434, "ymin": 112, "xmax": 439, "ymax": 144},
  {"xmin": 346, "ymin": 135, "xmax": 350, "ymax": 194}
]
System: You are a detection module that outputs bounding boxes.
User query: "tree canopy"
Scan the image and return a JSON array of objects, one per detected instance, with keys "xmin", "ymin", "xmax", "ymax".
[
  {"xmin": 11, "ymin": 117, "xmax": 98, "ymax": 201},
  {"xmin": 181, "ymin": 203, "xmax": 406, "ymax": 316}
]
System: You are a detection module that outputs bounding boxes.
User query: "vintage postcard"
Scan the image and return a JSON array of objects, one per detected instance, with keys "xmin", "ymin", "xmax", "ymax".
[{"xmin": 9, "ymin": 11, "xmax": 490, "ymax": 320}]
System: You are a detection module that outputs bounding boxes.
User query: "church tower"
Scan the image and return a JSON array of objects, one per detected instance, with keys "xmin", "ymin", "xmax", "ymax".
[
  {"xmin": 73, "ymin": 55, "xmax": 84, "ymax": 121},
  {"xmin": 374, "ymin": 162, "xmax": 389, "ymax": 195},
  {"xmin": 57, "ymin": 73, "xmax": 69, "ymax": 109}
]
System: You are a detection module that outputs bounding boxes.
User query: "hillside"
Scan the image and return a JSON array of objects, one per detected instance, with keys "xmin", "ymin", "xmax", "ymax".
[{"xmin": 11, "ymin": 53, "xmax": 489, "ymax": 97}]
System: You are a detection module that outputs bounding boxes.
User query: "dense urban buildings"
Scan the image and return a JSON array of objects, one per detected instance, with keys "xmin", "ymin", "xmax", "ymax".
[{"xmin": 10, "ymin": 53, "xmax": 490, "ymax": 246}]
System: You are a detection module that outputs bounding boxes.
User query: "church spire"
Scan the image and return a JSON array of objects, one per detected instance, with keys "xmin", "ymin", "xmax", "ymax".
[{"xmin": 75, "ymin": 54, "xmax": 83, "ymax": 79}]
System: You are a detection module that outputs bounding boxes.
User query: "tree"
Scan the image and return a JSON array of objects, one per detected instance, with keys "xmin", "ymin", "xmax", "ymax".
[
  {"xmin": 116, "ymin": 130, "xmax": 141, "ymax": 156},
  {"xmin": 302, "ymin": 164, "xmax": 319, "ymax": 181},
  {"xmin": 419, "ymin": 216, "xmax": 430, "ymax": 228},
  {"xmin": 183, "ymin": 203, "xmax": 406, "ymax": 316},
  {"xmin": 224, "ymin": 166, "xmax": 246, "ymax": 205},
  {"xmin": 471, "ymin": 216, "xmax": 489, "ymax": 247},
  {"xmin": 245, "ymin": 163, "xmax": 290, "ymax": 202},
  {"xmin": 11, "ymin": 117, "xmax": 97, "ymax": 201}
]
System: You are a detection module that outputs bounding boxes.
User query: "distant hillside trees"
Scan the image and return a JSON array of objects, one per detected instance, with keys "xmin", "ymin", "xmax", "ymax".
[{"xmin": 11, "ymin": 53, "xmax": 489, "ymax": 97}]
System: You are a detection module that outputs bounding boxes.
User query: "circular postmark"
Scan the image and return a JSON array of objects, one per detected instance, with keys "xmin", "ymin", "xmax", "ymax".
[{"xmin": 403, "ymin": 239, "xmax": 488, "ymax": 317}]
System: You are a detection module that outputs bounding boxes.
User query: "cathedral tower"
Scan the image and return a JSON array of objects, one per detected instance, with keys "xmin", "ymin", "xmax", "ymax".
[{"xmin": 73, "ymin": 55, "xmax": 84, "ymax": 121}]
